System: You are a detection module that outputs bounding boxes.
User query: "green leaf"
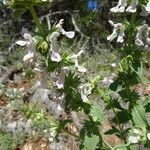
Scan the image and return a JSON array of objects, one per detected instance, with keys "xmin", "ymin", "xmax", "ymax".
[
  {"xmin": 119, "ymin": 57, "xmax": 128, "ymax": 72},
  {"xmin": 132, "ymin": 104, "xmax": 148, "ymax": 128},
  {"xmin": 112, "ymin": 110, "xmax": 131, "ymax": 124},
  {"xmin": 104, "ymin": 126, "xmax": 120, "ymax": 135},
  {"xmin": 81, "ymin": 135, "xmax": 99, "ymax": 150},
  {"xmin": 89, "ymin": 103, "xmax": 104, "ymax": 123}
]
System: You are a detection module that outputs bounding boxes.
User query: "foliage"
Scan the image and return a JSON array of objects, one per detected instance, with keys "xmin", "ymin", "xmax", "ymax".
[{"xmin": 1, "ymin": 0, "xmax": 150, "ymax": 149}]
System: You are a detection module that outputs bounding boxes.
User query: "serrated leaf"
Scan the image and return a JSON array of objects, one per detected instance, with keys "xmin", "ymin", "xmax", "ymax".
[
  {"xmin": 132, "ymin": 104, "xmax": 148, "ymax": 128},
  {"xmin": 81, "ymin": 135, "xmax": 99, "ymax": 150},
  {"xmin": 89, "ymin": 103, "xmax": 104, "ymax": 123}
]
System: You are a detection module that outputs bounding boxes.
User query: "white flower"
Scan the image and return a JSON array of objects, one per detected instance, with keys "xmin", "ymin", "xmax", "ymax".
[
  {"xmin": 135, "ymin": 24, "xmax": 149, "ymax": 46},
  {"xmin": 107, "ymin": 28, "xmax": 118, "ymax": 41},
  {"xmin": 133, "ymin": 129, "xmax": 142, "ymax": 135},
  {"xmin": 147, "ymin": 133, "xmax": 150, "ymax": 140},
  {"xmin": 57, "ymin": 104, "xmax": 63, "ymax": 111},
  {"xmin": 107, "ymin": 21, "xmax": 125, "ymax": 43},
  {"xmin": 77, "ymin": 66, "xmax": 87, "ymax": 73},
  {"xmin": 51, "ymin": 51, "xmax": 62, "ymax": 62},
  {"xmin": 69, "ymin": 50, "xmax": 84, "ymax": 61},
  {"xmin": 126, "ymin": 0, "xmax": 138, "ymax": 13},
  {"xmin": 65, "ymin": 31, "xmax": 75, "ymax": 39},
  {"xmin": 16, "ymin": 33, "xmax": 35, "ymax": 63},
  {"xmin": 80, "ymin": 83, "xmax": 92, "ymax": 102},
  {"xmin": 144, "ymin": 1, "xmax": 150, "ymax": 14},
  {"xmin": 117, "ymin": 27, "xmax": 125, "ymax": 43},
  {"xmin": 128, "ymin": 135, "xmax": 140, "ymax": 143},
  {"xmin": 16, "ymin": 33, "xmax": 35, "ymax": 52},
  {"xmin": 23, "ymin": 52, "xmax": 34, "ymax": 63},
  {"xmin": 68, "ymin": 50, "xmax": 86, "ymax": 73},
  {"xmin": 108, "ymin": 79, "xmax": 114, "ymax": 83},
  {"xmin": 111, "ymin": 63, "xmax": 116, "ymax": 67},
  {"xmin": 55, "ymin": 78, "xmax": 64, "ymax": 89},
  {"xmin": 110, "ymin": 0, "xmax": 127, "ymax": 13},
  {"xmin": 102, "ymin": 77, "xmax": 114, "ymax": 85}
]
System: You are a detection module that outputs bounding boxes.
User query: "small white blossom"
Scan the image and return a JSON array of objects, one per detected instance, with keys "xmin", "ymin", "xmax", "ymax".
[
  {"xmin": 77, "ymin": 66, "xmax": 87, "ymax": 73},
  {"xmin": 55, "ymin": 78, "xmax": 64, "ymax": 89},
  {"xmin": 23, "ymin": 52, "xmax": 34, "ymax": 63},
  {"xmin": 135, "ymin": 24, "xmax": 149, "ymax": 47},
  {"xmin": 16, "ymin": 33, "xmax": 35, "ymax": 52},
  {"xmin": 80, "ymin": 83, "xmax": 92, "ymax": 102},
  {"xmin": 69, "ymin": 50, "xmax": 84, "ymax": 61},
  {"xmin": 126, "ymin": 0, "xmax": 138, "ymax": 13},
  {"xmin": 64, "ymin": 31, "xmax": 75, "ymax": 39},
  {"xmin": 102, "ymin": 77, "xmax": 114, "ymax": 85},
  {"xmin": 107, "ymin": 21, "xmax": 125, "ymax": 43},
  {"xmin": 147, "ymin": 133, "xmax": 150, "ymax": 140},
  {"xmin": 57, "ymin": 104, "xmax": 63, "ymax": 111},
  {"xmin": 128, "ymin": 135, "xmax": 140, "ymax": 143},
  {"xmin": 16, "ymin": 33, "xmax": 35, "ymax": 63},
  {"xmin": 110, "ymin": 0, "xmax": 127, "ymax": 13},
  {"xmin": 111, "ymin": 63, "xmax": 116, "ymax": 67},
  {"xmin": 144, "ymin": 1, "xmax": 150, "ymax": 14},
  {"xmin": 51, "ymin": 51, "xmax": 62, "ymax": 62}
]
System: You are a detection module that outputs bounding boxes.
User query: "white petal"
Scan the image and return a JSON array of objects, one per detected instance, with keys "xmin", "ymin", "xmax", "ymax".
[
  {"xmin": 23, "ymin": 33, "xmax": 32, "ymax": 40},
  {"xmin": 111, "ymin": 63, "xmax": 116, "ymax": 67},
  {"xmin": 145, "ymin": 1, "xmax": 150, "ymax": 13},
  {"xmin": 107, "ymin": 29, "xmax": 117, "ymax": 41},
  {"xmin": 16, "ymin": 40, "xmax": 27, "ymax": 46},
  {"xmin": 65, "ymin": 31, "xmax": 75, "ymax": 38},
  {"xmin": 117, "ymin": 25, "xmax": 124, "ymax": 43},
  {"xmin": 77, "ymin": 66, "xmax": 87, "ymax": 73},
  {"xmin": 147, "ymin": 133, "xmax": 150, "ymax": 140},
  {"xmin": 128, "ymin": 136, "xmax": 139, "ymax": 143},
  {"xmin": 108, "ymin": 20, "xmax": 114, "ymax": 26},
  {"xmin": 57, "ymin": 104, "xmax": 63, "ymax": 111},
  {"xmin": 56, "ymin": 79, "xmax": 64, "ymax": 89},
  {"xmin": 61, "ymin": 29, "xmax": 66, "ymax": 35},
  {"xmin": 23, "ymin": 52, "xmax": 34, "ymax": 62},
  {"xmin": 81, "ymin": 94, "xmax": 89, "ymax": 102},
  {"xmin": 110, "ymin": 0, "xmax": 127, "ymax": 13},
  {"xmin": 135, "ymin": 39, "xmax": 144, "ymax": 46},
  {"xmin": 117, "ymin": 35, "xmax": 124, "ymax": 43},
  {"xmin": 126, "ymin": 0, "xmax": 138, "ymax": 13},
  {"xmin": 77, "ymin": 50, "xmax": 84, "ymax": 57},
  {"xmin": 51, "ymin": 51, "xmax": 62, "ymax": 62}
]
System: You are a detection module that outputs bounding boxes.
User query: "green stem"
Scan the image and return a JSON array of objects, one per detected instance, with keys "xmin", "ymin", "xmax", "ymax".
[
  {"xmin": 128, "ymin": 12, "xmax": 137, "ymax": 45},
  {"xmin": 28, "ymin": 5, "xmax": 44, "ymax": 35},
  {"xmin": 111, "ymin": 106, "xmax": 123, "ymax": 137}
]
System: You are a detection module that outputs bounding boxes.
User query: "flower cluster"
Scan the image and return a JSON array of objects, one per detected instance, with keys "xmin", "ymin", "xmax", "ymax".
[
  {"xmin": 110, "ymin": 0, "xmax": 138, "ymax": 13},
  {"xmin": 128, "ymin": 128, "xmax": 142, "ymax": 144},
  {"xmin": 107, "ymin": 0, "xmax": 150, "ymax": 49},
  {"xmin": 128, "ymin": 128, "xmax": 150, "ymax": 144},
  {"xmin": 110, "ymin": 0, "xmax": 150, "ymax": 14}
]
